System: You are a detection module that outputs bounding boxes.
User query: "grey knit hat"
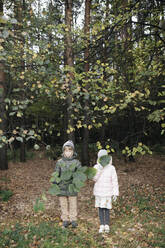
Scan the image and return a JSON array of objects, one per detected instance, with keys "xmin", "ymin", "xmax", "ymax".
[{"xmin": 62, "ymin": 140, "xmax": 74, "ymax": 150}]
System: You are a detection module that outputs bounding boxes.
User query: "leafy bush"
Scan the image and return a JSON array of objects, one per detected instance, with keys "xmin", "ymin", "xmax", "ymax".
[{"xmin": 122, "ymin": 143, "xmax": 152, "ymax": 157}]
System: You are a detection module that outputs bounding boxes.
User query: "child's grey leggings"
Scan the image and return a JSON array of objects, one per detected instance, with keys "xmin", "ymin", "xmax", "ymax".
[{"xmin": 99, "ymin": 207, "xmax": 110, "ymax": 225}]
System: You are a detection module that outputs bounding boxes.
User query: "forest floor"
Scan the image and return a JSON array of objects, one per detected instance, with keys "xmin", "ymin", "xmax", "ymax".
[{"xmin": 0, "ymin": 152, "xmax": 165, "ymax": 248}]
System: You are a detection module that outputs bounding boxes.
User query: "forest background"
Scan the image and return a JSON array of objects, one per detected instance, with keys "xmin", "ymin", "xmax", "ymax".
[
  {"xmin": 0, "ymin": 0, "xmax": 165, "ymax": 168},
  {"xmin": 0, "ymin": 1, "xmax": 165, "ymax": 247}
]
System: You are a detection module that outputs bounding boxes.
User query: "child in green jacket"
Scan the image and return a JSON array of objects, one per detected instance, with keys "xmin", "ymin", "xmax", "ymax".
[{"xmin": 54, "ymin": 140, "xmax": 81, "ymax": 228}]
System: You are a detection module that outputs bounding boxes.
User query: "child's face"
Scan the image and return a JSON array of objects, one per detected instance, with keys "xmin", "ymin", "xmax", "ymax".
[{"xmin": 64, "ymin": 146, "xmax": 74, "ymax": 158}]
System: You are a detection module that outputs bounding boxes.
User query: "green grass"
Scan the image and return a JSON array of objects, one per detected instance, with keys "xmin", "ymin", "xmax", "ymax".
[
  {"xmin": 0, "ymin": 222, "xmax": 101, "ymax": 248},
  {"xmin": 0, "ymin": 189, "xmax": 13, "ymax": 201},
  {"xmin": 0, "ymin": 219, "xmax": 164, "ymax": 248}
]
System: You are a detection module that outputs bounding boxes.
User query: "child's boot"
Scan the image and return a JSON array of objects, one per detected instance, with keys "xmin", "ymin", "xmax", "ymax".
[
  {"xmin": 71, "ymin": 221, "xmax": 78, "ymax": 228},
  {"xmin": 62, "ymin": 221, "xmax": 70, "ymax": 228}
]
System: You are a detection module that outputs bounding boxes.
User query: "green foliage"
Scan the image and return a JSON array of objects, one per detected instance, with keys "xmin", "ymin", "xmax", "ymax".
[
  {"xmin": 98, "ymin": 155, "xmax": 111, "ymax": 167},
  {"xmin": 48, "ymin": 184, "xmax": 61, "ymax": 196},
  {"xmin": 48, "ymin": 163, "xmax": 96, "ymax": 196},
  {"xmin": 33, "ymin": 194, "xmax": 47, "ymax": 213},
  {"xmin": 1, "ymin": 0, "xmax": 164, "ymax": 158},
  {"xmin": 0, "ymin": 189, "xmax": 13, "ymax": 202},
  {"xmin": 85, "ymin": 167, "xmax": 97, "ymax": 179},
  {"xmin": 122, "ymin": 143, "xmax": 152, "ymax": 157},
  {"xmin": 0, "ymin": 222, "xmax": 102, "ymax": 248},
  {"xmin": 61, "ymin": 170, "xmax": 72, "ymax": 181},
  {"xmin": 96, "ymin": 141, "xmax": 115, "ymax": 154}
]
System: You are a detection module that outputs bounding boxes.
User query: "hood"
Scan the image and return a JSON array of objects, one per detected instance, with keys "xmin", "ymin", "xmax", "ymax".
[{"xmin": 62, "ymin": 140, "xmax": 77, "ymax": 160}]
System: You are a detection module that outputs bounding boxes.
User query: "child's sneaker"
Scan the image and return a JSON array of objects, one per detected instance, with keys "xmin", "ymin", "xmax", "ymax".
[
  {"xmin": 104, "ymin": 224, "xmax": 110, "ymax": 233},
  {"xmin": 99, "ymin": 225, "xmax": 105, "ymax": 233}
]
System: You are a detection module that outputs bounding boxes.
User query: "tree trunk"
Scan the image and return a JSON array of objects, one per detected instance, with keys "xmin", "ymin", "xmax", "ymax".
[
  {"xmin": 14, "ymin": 0, "xmax": 26, "ymax": 162},
  {"xmin": 0, "ymin": 63, "xmax": 8, "ymax": 170},
  {"xmin": 0, "ymin": 2, "xmax": 8, "ymax": 170},
  {"xmin": 82, "ymin": 0, "xmax": 91, "ymax": 166},
  {"xmin": 99, "ymin": 0, "xmax": 109, "ymax": 147},
  {"xmin": 65, "ymin": 0, "xmax": 75, "ymax": 142}
]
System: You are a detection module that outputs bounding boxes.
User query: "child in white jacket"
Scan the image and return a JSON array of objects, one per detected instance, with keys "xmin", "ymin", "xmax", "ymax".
[{"xmin": 93, "ymin": 149, "xmax": 119, "ymax": 233}]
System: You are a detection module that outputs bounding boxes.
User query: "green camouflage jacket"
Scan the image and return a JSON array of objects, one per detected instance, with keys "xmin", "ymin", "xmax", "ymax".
[{"xmin": 54, "ymin": 153, "xmax": 81, "ymax": 196}]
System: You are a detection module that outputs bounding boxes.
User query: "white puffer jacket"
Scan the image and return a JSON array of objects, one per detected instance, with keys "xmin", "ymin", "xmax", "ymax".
[{"xmin": 93, "ymin": 159, "xmax": 119, "ymax": 197}]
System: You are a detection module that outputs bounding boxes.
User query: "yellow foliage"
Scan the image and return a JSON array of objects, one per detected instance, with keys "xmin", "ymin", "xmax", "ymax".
[
  {"xmin": 33, "ymin": 53, "xmax": 37, "ymax": 59},
  {"xmin": 88, "ymin": 125, "xmax": 92, "ymax": 130},
  {"xmin": 20, "ymin": 75, "xmax": 25, "ymax": 79}
]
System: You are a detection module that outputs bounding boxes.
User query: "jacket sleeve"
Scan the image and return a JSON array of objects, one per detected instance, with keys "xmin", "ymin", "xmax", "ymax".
[
  {"xmin": 111, "ymin": 166, "xmax": 119, "ymax": 196},
  {"xmin": 77, "ymin": 160, "xmax": 81, "ymax": 169},
  {"xmin": 93, "ymin": 163, "xmax": 103, "ymax": 182},
  {"xmin": 53, "ymin": 160, "xmax": 61, "ymax": 184}
]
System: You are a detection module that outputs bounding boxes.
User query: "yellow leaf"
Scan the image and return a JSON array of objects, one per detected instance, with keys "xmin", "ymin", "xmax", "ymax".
[
  {"xmin": 88, "ymin": 125, "xmax": 92, "ymax": 130},
  {"xmin": 33, "ymin": 53, "xmax": 37, "ymax": 59},
  {"xmin": 17, "ymin": 112, "xmax": 22, "ymax": 117},
  {"xmin": 74, "ymin": 108, "xmax": 78, "ymax": 112},
  {"xmin": 8, "ymin": 137, "xmax": 15, "ymax": 143},
  {"xmin": 148, "ymin": 232, "xmax": 154, "ymax": 238}
]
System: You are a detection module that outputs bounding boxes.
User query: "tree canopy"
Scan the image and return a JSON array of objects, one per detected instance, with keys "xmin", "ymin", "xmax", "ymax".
[{"xmin": 0, "ymin": 0, "xmax": 165, "ymax": 169}]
